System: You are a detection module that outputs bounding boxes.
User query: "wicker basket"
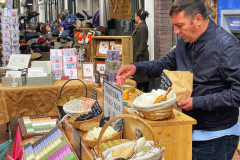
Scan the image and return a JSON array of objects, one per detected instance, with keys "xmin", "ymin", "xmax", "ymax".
[
  {"xmin": 83, "ymin": 126, "xmax": 121, "ymax": 149},
  {"xmin": 79, "ymin": 122, "xmax": 100, "ymax": 131},
  {"xmin": 69, "ymin": 111, "xmax": 103, "ymax": 130},
  {"xmin": 139, "ymin": 106, "xmax": 175, "ymax": 120},
  {"xmin": 96, "ymin": 114, "xmax": 162, "ymax": 159}
]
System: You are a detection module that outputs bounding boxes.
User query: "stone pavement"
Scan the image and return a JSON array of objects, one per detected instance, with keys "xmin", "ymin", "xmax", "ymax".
[{"xmin": 0, "ymin": 116, "xmax": 240, "ymax": 160}]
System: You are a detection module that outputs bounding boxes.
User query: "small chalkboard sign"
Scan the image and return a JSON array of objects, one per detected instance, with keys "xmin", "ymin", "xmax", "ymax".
[
  {"xmin": 91, "ymin": 101, "xmax": 102, "ymax": 116},
  {"xmin": 95, "ymin": 70, "xmax": 101, "ymax": 86},
  {"xmin": 103, "ymin": 74, "xmax": 109, "ymax": 81},
  {"xmin": 114, "ymin": 119, "xmax": 123, "ymax": 133},
  {"xmin": 74, "ymin": 127, "xmax": 81, "ymax": 158},
  {"xmin": 159, "ymin": 72, "xmax": 172, "ymax": 91},
  {"xmin": 92, "ymin": 89, "xmax": 97, "ymax": 100}
]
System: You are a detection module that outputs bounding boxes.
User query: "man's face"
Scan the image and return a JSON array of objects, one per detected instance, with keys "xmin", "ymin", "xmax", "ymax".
[
  {"xmin": 171, "ymin": 11, "xmax": 198, "ymax": 43},
  {"xmin": 53, "ymin": 23, "xmax": 57, "ymax": 27}
]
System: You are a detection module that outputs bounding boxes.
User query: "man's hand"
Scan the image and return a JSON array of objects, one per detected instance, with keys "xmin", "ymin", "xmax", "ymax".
[
  {"xmin": 116, "ymin": 64, "xmax": 136, "ymax": 79},
  {"xmin": 177, "ymin": 98, "xmax": 193, "ymax": 111}
]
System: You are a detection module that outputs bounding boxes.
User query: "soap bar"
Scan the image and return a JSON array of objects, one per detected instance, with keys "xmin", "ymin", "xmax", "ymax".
[
  {"xmin": 116, "ymin": 76, "xmax": 125, "ymax": 85},
  {"xmin": 123, "ymin": 90, "xmax": 129, "ymax": 100},
  {"xmin": 106, "ymin": 60, "xmax": 122, "ymax": 72},
  {"xmin": 109, "ymin": 71, "xmax": 117, "ymax": 83},
  {"xmin": 107, "ymin": 50, "xmax": 119, "ymax": 61}
]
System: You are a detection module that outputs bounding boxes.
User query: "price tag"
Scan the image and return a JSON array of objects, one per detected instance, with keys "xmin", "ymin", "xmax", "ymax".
[
  {"xmin": 110, "ymin": 41, "xmax": 115, "ymax": 46},
  {"xmin": 74, "ymin": 128, "xmax": 81, "ymax": 158},
  {"xmin": 114, "ymin": 119, "xmax": 123, "ymax": 132},
  {"xmin": 91, "ymin": 101, "xmax": 102, "ymax": 115},
  {"xmin": 95, "ymin": 70, "xmax": 101, "ymax": 86},
  {"xmin": 103, "ymin": 74, "xmax": 109, "ymax": 81},
  {"xmin": 92, "ymin": 89, "xmax": 97, "ymax": 100},
  {"xmin": 159, "ymin": 72, "xmax": 172, "ymax": 91}
]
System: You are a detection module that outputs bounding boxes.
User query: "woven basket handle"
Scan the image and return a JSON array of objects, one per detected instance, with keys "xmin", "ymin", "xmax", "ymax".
[
  {"xmin": 97, "ymin": 114, "xmax": 160, "ymax": 158},
  {"xmin": 58, "ymin": 79, "xmax": 87, "ymax": 98}
]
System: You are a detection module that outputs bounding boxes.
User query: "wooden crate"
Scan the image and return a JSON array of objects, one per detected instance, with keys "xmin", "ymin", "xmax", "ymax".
[
  {"xmin": 91, "ymin": 36, "xmax": 133, "ymax": 65},
  {"xmin": 1, "ymin": 76, "xmax": 26, "ymax": 87},
  {"xmin": 26, "ymin": 73, "xmax": 53, "ymax": 87},
  {"xmin": 18, "ymin": 114, "xmax": 58, "ymax": 140}
]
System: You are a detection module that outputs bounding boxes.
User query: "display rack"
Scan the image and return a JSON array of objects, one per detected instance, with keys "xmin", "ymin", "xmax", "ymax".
[{"xmin": 91, "ymin": 36, "xmax": 133, "ymax": 65}]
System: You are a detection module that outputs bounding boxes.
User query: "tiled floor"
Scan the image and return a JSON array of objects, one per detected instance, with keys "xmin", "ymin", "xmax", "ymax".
[{"xmin": 0, "ymin": 116, "xmax": 240, "ymax": 160}]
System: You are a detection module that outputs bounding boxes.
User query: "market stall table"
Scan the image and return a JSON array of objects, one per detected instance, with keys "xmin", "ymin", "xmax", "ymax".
[
  {"xmin": 0, "ymin": 79, "xmax": 136, "ymax": 125},
  {"xmin": 77, "ymin": 87, "xmax": 197, "ymax": 160}
]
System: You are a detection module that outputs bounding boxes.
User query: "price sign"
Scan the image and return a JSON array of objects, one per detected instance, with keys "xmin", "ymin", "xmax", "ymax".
[
  {"xmin": 159, "ymin": 72, "xmax": 172, "ymax": 91},
  {"xmin": 92, "ymin": 89, "xmax": 97, "ymax": 100},
  {"xmin": 95, "ymin": 70, "xmax": 101, "ymax": 86},
  {"xmin": 114, "ymin": 119, "xmax": 123, "ymax": 132},
  {"xmin": 74, "ymin": 128, "xmax": 81, "ymax": 158},
  {"xmin": 103, "ymin": 74, "xmax": 109, "ymax": 81},
  {"xmin": 103, "ymin": 80, "xmax": 123, "ymax": 126},
  {"xmin": 91, "ymin": 101, "xmax": 102, "ymax": 115}
]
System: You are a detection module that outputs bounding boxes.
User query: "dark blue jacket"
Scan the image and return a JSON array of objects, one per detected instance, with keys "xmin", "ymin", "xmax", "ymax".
[{"xmin": 134, "ymin": 19, "xmax": 240, "ymax": 131}]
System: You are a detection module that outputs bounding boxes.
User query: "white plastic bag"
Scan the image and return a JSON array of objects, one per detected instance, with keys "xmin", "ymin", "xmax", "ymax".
[{"xmin": 133, "ymin": 89, "xmax": 177, "ymax": 112}]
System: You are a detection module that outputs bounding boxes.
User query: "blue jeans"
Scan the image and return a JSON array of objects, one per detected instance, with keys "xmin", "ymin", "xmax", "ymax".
[{"xmin": 192, "ymin": 135, "xmax": 239, "ymax": 160}]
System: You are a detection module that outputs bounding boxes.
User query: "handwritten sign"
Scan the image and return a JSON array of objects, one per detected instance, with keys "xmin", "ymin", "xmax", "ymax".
[
  {"xmin": 114, "ymin": 118, "xmax": 123, "ymax": 132},
  {"xmin": 95, "ymin": 70, "xmax": 101, "ymax": 86},
  {"xmin": 103, "ymin": 74, "xmax": 109, "ymax": 81},
  {"xmin": 103, "ymin": 80, "xmax": 123, "ymax": 126},
  {"xmin": 108, "ymin": 0, "xmax": 132, "ymax": 19},
  {"xmin": 91, "ymin": 101, "xmax": 102, "ymax": 116},
  {"xmin": 159, "ymin": 72, "xmax": 172, "ymax": 91},
  {"xmin": 92, "ymin": 89, "xmax": 97, "ymax": 100},
  {"xmin": 74, "ymin": 128, "xmax": 81, "ymax": 158}
]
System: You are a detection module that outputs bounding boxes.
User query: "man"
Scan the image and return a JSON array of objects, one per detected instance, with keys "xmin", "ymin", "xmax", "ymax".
[{"xmin": 117, "ymin": 0, "xmax": 240, "ymax": 159}]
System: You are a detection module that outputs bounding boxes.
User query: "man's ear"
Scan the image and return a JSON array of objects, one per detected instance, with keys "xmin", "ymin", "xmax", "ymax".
[{"xmin": 195, "ymin": 14, "xmax": 203, "ymax": 26}]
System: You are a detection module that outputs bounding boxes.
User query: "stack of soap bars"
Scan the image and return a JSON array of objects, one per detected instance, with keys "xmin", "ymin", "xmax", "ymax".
[
  {"xmin": 23, "ymin": 126, "xmax": 78, "ymax": 160},
  {"xmin": 105, "ymin": 50, "xmax": 122, "ymax": 83},
  {"xmin": 23, "ymin": 116, "xmax": 57, "ymax": 134}
]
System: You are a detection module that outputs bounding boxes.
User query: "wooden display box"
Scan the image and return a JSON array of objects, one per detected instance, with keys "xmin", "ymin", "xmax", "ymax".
[
  {"xmin": 18, "ymin": 114, "xmax": 58, "ymax": 140},
  {"xmin": 73, "ymin": 28, "xmax": 93, "ymax": 45},
  {"xmin": 1, "ymin": 76, "xmax": 26, "ymax": 87},
  {"xmin": 91, "ymin": 36, "xmax": 133, "ymax": 65},
  {"xmin": 22, "ymin": 124, "xmax": 79, "ymax": 160},
  {"xmin": 26, "ymin": 73, "xmax": 53, "ymax": 87}
]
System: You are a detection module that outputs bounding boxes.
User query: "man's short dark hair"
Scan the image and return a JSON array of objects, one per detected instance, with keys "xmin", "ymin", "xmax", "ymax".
[{"xmin": 169, "ymin": 0, "xmax": 208, "ymax": 23}]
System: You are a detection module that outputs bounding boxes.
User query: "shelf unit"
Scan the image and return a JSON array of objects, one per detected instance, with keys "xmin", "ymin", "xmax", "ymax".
[{"xmin": 91, "ymin": 36, "xmax": 133, "ymax": 65}]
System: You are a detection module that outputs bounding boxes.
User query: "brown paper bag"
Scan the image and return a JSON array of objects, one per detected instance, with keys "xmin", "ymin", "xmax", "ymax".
[{"xmin": 164, "ymin": 70, "xmax": 193, "ymax": 102}]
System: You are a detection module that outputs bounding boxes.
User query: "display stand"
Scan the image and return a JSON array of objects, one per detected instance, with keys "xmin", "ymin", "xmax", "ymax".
[
  {"xmin": 73, "ymin": 28, "xmax": 94, "ymax": 62},
  {"xmin": 91, "ymin": 36, "xmax": 133, "ymax": 65}
]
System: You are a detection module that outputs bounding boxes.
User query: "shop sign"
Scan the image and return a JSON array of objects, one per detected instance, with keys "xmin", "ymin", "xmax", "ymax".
[
  {"xmin": 103, "ymin": 80, "xmax": 123, "ymax": 126},
  {"xmin": 103, "ymin": 74, "xmax": 109, "ymax": 81},
  {"xmin": 95, "ymin": 70, "xmax": 101, "ymax": 86},
  {"xmin": 108, "ymin": 0, "xmax": 132, "ymax": 20},
  {"xmin": 92, "ymin": 89, "xmax": 97, "ymax": 100}
]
